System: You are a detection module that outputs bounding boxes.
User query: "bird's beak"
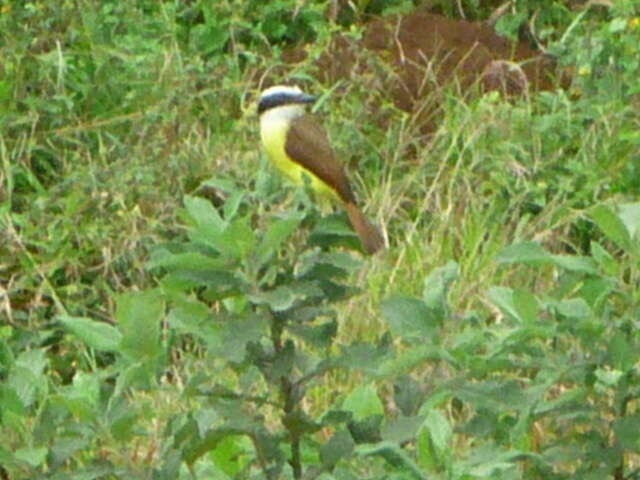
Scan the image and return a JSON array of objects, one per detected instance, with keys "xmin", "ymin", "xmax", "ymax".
[{"xmin": 298, "ymin": 93, "xmax": 317, "ymax": 104}]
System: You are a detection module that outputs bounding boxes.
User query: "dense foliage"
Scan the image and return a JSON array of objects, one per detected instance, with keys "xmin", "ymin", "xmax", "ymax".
[{"xmin": 1, "ymin": 0, "xmax": 639, "ymax": 479}]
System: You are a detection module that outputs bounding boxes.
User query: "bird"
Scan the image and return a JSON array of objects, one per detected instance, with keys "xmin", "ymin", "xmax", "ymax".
[{"xmin": 257, "ymin": 85, "xmax": 384, "ymax": 254}]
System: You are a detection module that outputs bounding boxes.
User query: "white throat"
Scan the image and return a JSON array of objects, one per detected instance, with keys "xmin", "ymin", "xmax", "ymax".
[{"xmin": 260, "ymin": 104, "xmax": 306, "ymax": 129}]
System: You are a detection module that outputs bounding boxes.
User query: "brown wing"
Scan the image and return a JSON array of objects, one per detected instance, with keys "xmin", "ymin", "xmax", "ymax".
[{"xmin": 285, "ymin": 114, "xmax": 355, "ymax": 204}]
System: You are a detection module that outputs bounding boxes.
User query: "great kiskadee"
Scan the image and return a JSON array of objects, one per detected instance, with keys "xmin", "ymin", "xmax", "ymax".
[{"xmin": 258, "ymin": 85, "xmax": 384, "ymax": 254}]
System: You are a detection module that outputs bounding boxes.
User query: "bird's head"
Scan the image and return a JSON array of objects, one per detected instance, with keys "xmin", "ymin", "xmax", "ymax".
[{"xmin": 257, "ymin": 85, "xmax": 317, "ymax": 116}]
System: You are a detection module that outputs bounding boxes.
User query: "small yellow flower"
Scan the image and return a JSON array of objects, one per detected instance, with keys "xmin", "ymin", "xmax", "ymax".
[
  {"xmin": 578, "ymin": 66, "xmax": 591, "ymax": 76},
  {"xmin": 630, "ymin": 17, "xmax": 640, "ymax": 29}
]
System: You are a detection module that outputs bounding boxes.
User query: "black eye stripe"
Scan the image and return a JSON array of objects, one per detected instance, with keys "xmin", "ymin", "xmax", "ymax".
[{"xmin": 258, "ymin": 92, "xmax": 302, "ymax": 114}]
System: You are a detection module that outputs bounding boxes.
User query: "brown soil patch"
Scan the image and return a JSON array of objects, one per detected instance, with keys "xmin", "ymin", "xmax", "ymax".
[{"xmin": 279, "ymin": 12, "xmax": 566, "ymax": 135}]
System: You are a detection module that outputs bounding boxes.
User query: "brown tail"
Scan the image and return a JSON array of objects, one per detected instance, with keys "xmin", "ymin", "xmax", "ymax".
[{"xmin": 345, "ymin": 202, "xmax": 385, "ymax": 255}]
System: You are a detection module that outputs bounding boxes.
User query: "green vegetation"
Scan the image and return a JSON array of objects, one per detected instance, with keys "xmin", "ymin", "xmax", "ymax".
[{"xmin": 1, "ymin": 0, "xmax": 639, "ymax": 479}]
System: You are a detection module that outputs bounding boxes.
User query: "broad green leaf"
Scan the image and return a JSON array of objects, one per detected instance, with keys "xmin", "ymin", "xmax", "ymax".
[
  {"xmin": 595, "ymin": 368, "xmax": 623, "ymax": 387},
  {"xmin": 609, "ymin": 332, "xmax": 635, "ymax": 372},
  {"xmin": 195, "ymin": 408, "xmax": 219, "ymax": 437},
  {"xmin": 297, "ymin": 251, "xmax": 361, "ymax": 281},
  {"xmin": 617, "ymin": 202, "xmax": 640, "ymax": 240},
  {"xmin": 377, "ymin": 344, "xmax": 457, "ymax": 377},
  {"xmin": 580, "ymin": 276, "xmax": 616, "ymax": 309},
  {"xmin": 382, "ymin": 415, "xmax": 422, "ymax": 444},
  {"xmin": 256, "ymin": 212, "xmax": 304, "ymax": 266},
  {"xmin": 496, "ymin": 242, "xmax": 553, "ymax": 264},
  {"xmin": 212, "ymin": 314, "xmax": 268, "ymax": 363},
  {"xmin": 211, "ymin": 435, "xmax": 252, "ymax": 477},
  {"xmin": 381, "ymin": 295, "xmax": 439, "ymax": 341},
  {"xmin": 417, "ymin": 409, "xmax": 452, "ymax": 471},
  {"xmin": 550, "ymin": 255, "xmax": 598, "ymax": 275},
  {"xmin": 613, "ymin": 414, "xmax": 640, "ymax": 452},
  {"xmin": 116, "ymin": 290, "xmax": 164, "ymax": 362},
  {"xmin": 248, "ymin": 282, "xmax": 323, "ymax": 312},
  {"xmin": 64, "ymin": 371, "xmax": 100, "ymax": 422},
  {"xmin": 218, "ymin": 215, "xmax": 257, "ymax": 258},
  {"xmin": 8, "ymin": 350, "xmax": 48, "ymax": 408},
  {"xmin": 108, "ymin": 400, "xmax": 139, "ymax": 443},
  {"xmin": 337, "ymin": 339, "xmax": 392, "ymax": 374},
  {"xmin": 342, "ymin": 384, "xmax": 384, "ymax": 421},
  {"xmin": 48, "ymin": 436, "xmax": 91, "ymax": 471},
  {"xmin": 451, "ymin": 380, "xmax": 528, "ymax": 412},
  {"xmin": 282, "ymin": 409, "xmax": 321, "ymax": 436},
  {"xmin": 393, "ymin": 375, "xmax": 425, "ymax": 417},
  {"xmin": 487, "ymin": 287, "xmax": 521, "ymax": 322},
  {"xmin": 146, "ymin": 249, "xmax": 232, "ymax": 272},
  {"xmin": 556, "ymin": 298, "xmax": 592, "ymax": 318},
  {"xmin": 0, "ymin": 385, "xmax": 24, "ymax": 416},
  {"xmin": 422, "ymin": 260, "xmax": 458, "ymax": 313},
  {"xmin": 184, "ymin": 195, "xmax": 225, "ymax": 234},
  {"xmin": 590, "ymin": 204, "xmax": 631, "ymax": 252},
  {"xmin": 310, "ymin": 212, "xmax": 361, "ymax": 251},
  {"xmin": 223, "ymin": 190, "xmax": 244, "ymax": 220},
  {"xmin": 512, "ymin": 289, "xmax": 539, "ymax": 324},
  {"xmin": 590, "ymin": 241, "xmax": 619, "ymax": 276},
  {"xmin": 14, "ymin": 446, "xmax": 48, "ymax": 467},
  {"xmin": 59, "ymin": 315, "xmax": 122, "ymax": 352},
  {"xmin": 356, "ymin": 441, "xmax": 426, "ymax": 479},
  {"xmin": 320, "ymin": 429, "xmax": 355, "ymax": 469},
  {"xmin": 288, "ymin": 320, "xmax": 337, "ymax": 348},
  {"xmin": 462, "ymin": 445, "xmax": 542, "ymax": 476}
]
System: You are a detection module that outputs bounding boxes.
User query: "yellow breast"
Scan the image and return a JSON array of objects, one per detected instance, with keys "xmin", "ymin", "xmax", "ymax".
[{"xmin": 260, "ymin": 109, "xmax": 336, "ymax": 200}]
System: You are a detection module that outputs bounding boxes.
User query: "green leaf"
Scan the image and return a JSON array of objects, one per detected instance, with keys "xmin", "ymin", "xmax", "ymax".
[
  {"xmin": 512, "ymin": 289, "xmax": 540, "ymax": 324},
  {"xmin": 609, "ymin": 332, "xmax": 635, "ymax": 372},
  {"xmin": 147, "ymin": 249, "xmax": 232, "ymax": 272},
  {"xmin": 213, "ymin": 314, "xmax": 268, "ymax": 363},
  {"xmin": 116, "ymin": 290, "xmax": 164, "ymax": 362},
  {"xmin": 282, "ymin": 410, "xmax": 321, "ymax": 437},
  {"xmin": 8, "ymin": 350, "xmax": 48, "ymax": 408},
  {"xmin": 590, "ymin": 241, "xmax": 619, "ymax": 276},
  {"xmin": 320, "ymin": 429, "xmax": 355, "ymax": 469},
  {"xmin": 184, "ymin": 195, "xmax": 225, "ymax": 235},
  {"xmin": 462, "ymin": 446, "xmax": 530, "ymax": 477},
  {"xmin": 393, "ymin": 375, "xmax": 425, "ymax": 417},
  {"xmin": 556, "ymin": 298, "xmax": 592, "ymax": 318},
  {"xmin": 487, "ymin": 287, "xmax": 521, "ymax": 323},
  {"xmin": 256, "ymin": 212, "xmax": 304, "ymax": 266},
  {"xmin": 356, "ymin": 441, "xmax": 426, "ymax": 479},
  {"xmin": 590, "ymin": 204, "xmax": 632, "ymax": 252},
  {"xmin": 108, "ymin": 400, "xmax": 139, "ymax": 443},
  {"xmin": 0, "ymin": 385, "xmax": 25, "ymax": 416},
  {"xmin": 381, "ymin": 296, "xmax": 439, "ymax": 341},
  {"xmin": 337, "ymin": 339, "xmax": 392, "ymax": 374},
  {"xmin": 417, "ymin": 409, "xmax": 452, "ymax": 471},
  {"xmin": 609, "ymin": 17, "xmax": 628, "ymax": 33},
  {"xmin": 64, "ymin": 371, "xmax": 101, "ymax": 422},
  {"xmin": 288, "ymin": 320, "xmax": 337, "ymax": 348},
  {"xmin": 211, "ymin": 435, "xmax": 251, "ymax": 477},
  {"xmin": 218, "ymin": 215, "xmax": 257, "ymax": 259},
  {"xmin": 342, "ymin": 384, "xmax": 384, "ymax": 421},
  {"xmin": 613, "ymin": 414, "xmax": 640, "ymax": 452},
  {"xmin": 382, "ymin": 415, "xmax": 422, "ymax": 444},
  {"xmin": 617, "ymin": 203, "xmax": 640, "ymax": 240},
  {"xmin": 59, "ymin": 315, "xmax": 122, "ymax": 352},
  {"xmin": 451, "ymin": 380, "xmax": 527, "ymax": 412},
  {"xmin": 377, "ymin": 344, "xmax": 456, "ymax": 377},
  {"xmin": 310, "ymin": 212, "xmax": 361, "ymax": 251},
  {"xmin": 248, "ymin": 282, "xmax": 323, "ymax": 312},
  {"xmin": 496, "ymin": 242, "xmax": 553, "ymax": 264},
  {"xmin": 422, "ymin": 260, "xmax": 458, "ymax": 313},
  {"xmin": 550, "ymin": 255, "xmax": 598, "ymax": 275},
  {"xmin": 14, "ymin": 446, "xmax": 48, "ymax": 468}
]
